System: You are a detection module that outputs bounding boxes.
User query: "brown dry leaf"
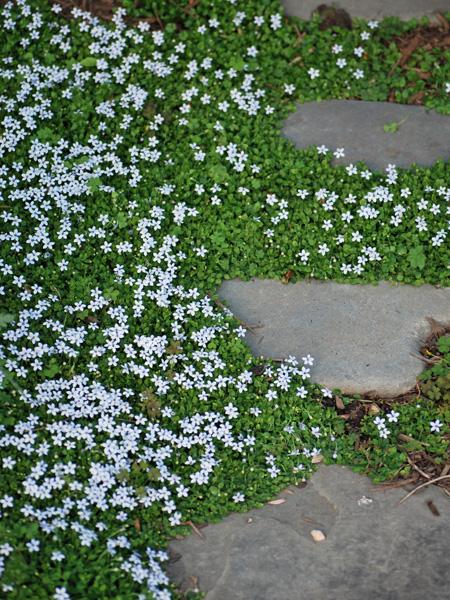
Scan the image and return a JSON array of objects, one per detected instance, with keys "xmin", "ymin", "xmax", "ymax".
[
  {"xmin": 426, "ymin": 500, "xmax": 440, "ymax": 516},
  {"xmin": 281, "ymin": 270, "xmax": 294, "ymax": 284},
  {"xmin": 388, "ymin": 34, "xmax": 422, "ymax": 76},
  {"xmin": 312, "ymin": 454, "xmax": 323, "ymax": 464},
  {"xmin": 437, "ymin": 34, "xmax": 450, "ymax": 48},
  {"xmin": 335, "ymin": 396, "xmax": 345, "ymax": 410},
  {"xmin": 426, "ymin": 316, "xmax": 447, "ymax": 340},
  {"xmin": 290, "ymin": 55, "xmax": 303, "ymax": 65},
  {"xmin": 302, "ymin": 516, "xmax": 316, "ymax": 524},
  {"xmin": 315, "ymin": 5, "xmax": 352, "ymax": 30},
  {"xmin": 251, "ymin": 364, "xmax": 266, "ymax": 376},
  {"xmin": 268, "ymin": 498, "xmax": 286, "ymax": 505},
  {"xmin": 134, "ymin": 518, "xmax": 141, "ymax": 532},
  {"xmin": 412, "ymin": 68, "xmax": 431, "ymax": 80},
  {"xmin": 434, "ymin": 12, "xmax": 450, "ymax": 32},
  {"xmin": 398, "ymin": 35, "xmax": 422, "ymax": 66},
  {"xmin": 367, "ymin": 403, "xmax": 381, "ymax": 415},
  {"xmin": 440, "ymin": 464, "xmax": 450, "ymax": 477},
  {"xmin": 181, "ymin": 520, "xmax": 205, "ymax": 539},
  {"xmin": 189, "ymin": 576, "xmax": 199, "ymax": 591},
  {"xmin": 408, "ymin": 90, "xmax": 425, "ymax": 105}
]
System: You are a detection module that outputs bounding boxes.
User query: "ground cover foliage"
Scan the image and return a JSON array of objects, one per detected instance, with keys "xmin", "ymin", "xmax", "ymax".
[{"xmin": 0, "ymin": 0, "xmax": 449, "ymax": 598}]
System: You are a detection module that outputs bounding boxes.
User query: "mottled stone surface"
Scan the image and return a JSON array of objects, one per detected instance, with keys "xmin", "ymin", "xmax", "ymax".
[
  {"xmin": 282, "ymin": 101, "xmax": 450, "ymax": 170},
  {"xmin": 282, "ymin": 0, "xmax": 450, "ymax": 21},
  {"xmin": 218, "ymin": 279, "xmax": 450, "ymax": 396},
  {"xmin": 168, "ymin": 465, "xmax": 450, "ymax": 600}
]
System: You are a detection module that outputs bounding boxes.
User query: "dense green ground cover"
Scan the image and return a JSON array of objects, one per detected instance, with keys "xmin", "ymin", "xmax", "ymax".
[
  {"xmin": 0, "ymin": 1, "xmax": 448, "ymax": 598},
  {"xmin": 123, "ymin": 0, "xmax": 450, "ymax": 113}
]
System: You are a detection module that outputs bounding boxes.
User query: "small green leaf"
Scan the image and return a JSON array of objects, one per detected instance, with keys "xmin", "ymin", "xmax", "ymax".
[
  {"xmin": 117, "ymin": 212, "xmax": 128, "ymax": 228},
  {"xmin": 408, "ymin": 245, "xmax": 426, "ymax": 270},
  {"xmin": 80, "ymin": 57, "xmax": 98, "ymax": 68},
  {"xmin": 37, "ymin": 127, "xmax": 56, "ymax": 142},
  {"xmin": 0, "ymin": 313, "xmax": 15, "ymax": 329},
  {"xmin": 383, "ymin": 121, "xmax": 399, "ymax": 133},
  {"xmin": 42, "ymin": 359, "xmax": 60, "ymax": 378},
  {"xmin": 229, "ymin": 56, "xmax": 245, "ymax": 71},
  {"xmin": 209, "ymin": 164, "xmax": 228, "ymax": 183},
  {"xmin": 87, "ymin": 177, "xmax": 102, "ymax": 193}
]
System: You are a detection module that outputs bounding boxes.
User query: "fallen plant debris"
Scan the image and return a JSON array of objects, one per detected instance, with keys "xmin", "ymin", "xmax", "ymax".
[
  {"xmin": 426, "ymin": 499, "xmax": 440, "ymax": 516},
  {"xmin": 386, "ymin": 15, "xmax": 450, "ymax": 107},
  {"xmin": 399, "ymin": 475, "xmax": 450, "ymax": 504},
  {"xmin": 314, "ymin": 4, "xmax": 352, "ymax": 31},
  {"xmin": 330, "ymin": 326, "xmax": 450, "ymax": 495}
]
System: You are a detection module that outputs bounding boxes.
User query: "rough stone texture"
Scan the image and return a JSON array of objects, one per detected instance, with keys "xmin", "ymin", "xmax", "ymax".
[
  {"xmin": 218, "ymin": 279, "xmax": 450, "ymax": 396},
  {"xmin": 282, "ymin": 101, "xmax": 450, "ymax": 170},
  {"xmin": 168, "ymin": 465, "xmax": 450, "ymax": 600},
  {"xmin": 282, "ymin": 0, "xmax": 450, "ymax": 21}
]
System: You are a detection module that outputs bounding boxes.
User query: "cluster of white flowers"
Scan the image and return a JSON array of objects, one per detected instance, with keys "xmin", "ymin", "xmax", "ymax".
[
  {"xmin": 0, "ymin": 3, "xmax": 338, "ymax": 595},
  {"xmin": 373, "ymin": 416, "xmax": 390, "ymax": 438},
  {"xmin": 373, "ymin": 410, "xmax": 400, "ymax": 439},
  {"xmin": 312, "ymin": 24, "xmax": 380, "ymax": 83},
  {"xmin": 263, "ymin": 165, "xmax": 449, "ymax": 274}
]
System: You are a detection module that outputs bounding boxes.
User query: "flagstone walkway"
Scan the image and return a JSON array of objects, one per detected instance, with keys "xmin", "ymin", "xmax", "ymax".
[
  {"xmin": 282, "ymin": 101, "xmax": 450, "ymax": 170},
  {"xmin": 219, "ymin": 280, "xmax": 450, "ymax": 396},
  {"xmin": 168, "ymin": 465, "xmax": 450, "ymax": 600}
]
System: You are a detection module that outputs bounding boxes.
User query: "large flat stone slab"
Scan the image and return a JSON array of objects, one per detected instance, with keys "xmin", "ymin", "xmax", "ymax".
[
  {"xmin": 218, "ymin": 279, "xmax": 450, "ymax": 395},
  {"xmin": 282, "ymin": 0, "xmax": 450, "ymax": 21},
  {"xmin": 282, "ymin": 101, "xmax": 450, "ymax": 170},
  {"xmin": 168, "ymin": 465, "xmax": 450, "ymax": 600}
]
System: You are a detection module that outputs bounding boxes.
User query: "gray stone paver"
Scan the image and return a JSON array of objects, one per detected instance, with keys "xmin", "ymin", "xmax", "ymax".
[
  {"xmin": 282, "ymin": 0, "xmax": 450, "ymax": 21},
  {"xmin": 168, "ymin": 465, "xmax": 450, "ymax": 600},
  {"xmin": 282, "ymin": 101, "xmax": 450, "ymax": 170},
  {"xmin": 218, "ymin": 279, "xmax": 450, "ymax": 396}
]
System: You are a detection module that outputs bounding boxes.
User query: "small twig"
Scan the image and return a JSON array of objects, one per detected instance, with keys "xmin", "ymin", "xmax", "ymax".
[
  {"xmin": 406, "ymin": 455, "xmax": 431, "ymax": 480},
  {"xmin": 372, "ymin": 477, "xmax": 415, "ymax": 491},
  {"xmin": 289, "ymin": 55, "xmax": 303, "ymax": 65},
  {"xmin": 398, "ymin": 475, "xmax": 450, "ymax": 505},
  {"xmin": 398, "ymin": 433, "xmax": 429, "ymax": 446},
  {"xmin": 243, "ymin": 322, "xmax": 263, "ymax": 333},
  {"xmin": 409, "ymin": 352, "xmax": 439, "ymax": 364},
  {"xmin": 293, "ymin": 24, "xmax": 305, "ymax": 46},
  {"xmin": 358, "ymin": 398, "xmax": 383, "ymax": 404},
  {"xmin": 181, "ymin": 520, "xmax": 205, "ymax": 540}
]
